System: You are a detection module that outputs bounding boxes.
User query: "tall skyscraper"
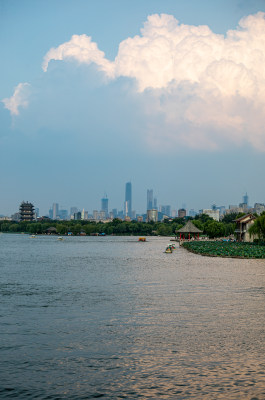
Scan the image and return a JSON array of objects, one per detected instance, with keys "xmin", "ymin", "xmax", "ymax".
[
  {"xmin": 243, "ymin": 192, "xmax": 249, "ymax": 206},
  {"xmin": 147, "ymin": 189, "xmax": 153, "ymax": 210},
  {"xmin": 52, "ymin": 203, "xmax": 59, "ymax": 220},
  {"xmin": 101, "ymin": 194, "xmax": 109, "ymax": 218},
  {"xmin": 124, "ymin": 182, "xmax": 132, "ymax": 218}
]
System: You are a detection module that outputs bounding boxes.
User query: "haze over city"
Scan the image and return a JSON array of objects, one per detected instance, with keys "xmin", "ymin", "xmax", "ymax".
[{"xmin": 1, "ymin": 0, "xmax": 265, "ymax": 216}]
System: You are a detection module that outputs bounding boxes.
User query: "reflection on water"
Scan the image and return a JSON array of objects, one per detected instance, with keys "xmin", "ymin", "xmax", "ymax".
[{"xmin": 0, "ymin": 234, "xmax": 265, "ymax": 399}]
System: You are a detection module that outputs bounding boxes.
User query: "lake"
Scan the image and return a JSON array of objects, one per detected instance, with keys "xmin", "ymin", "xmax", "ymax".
[{"xmin": 0, "ymin": 233, "xmax": 265, "ymax": 399}]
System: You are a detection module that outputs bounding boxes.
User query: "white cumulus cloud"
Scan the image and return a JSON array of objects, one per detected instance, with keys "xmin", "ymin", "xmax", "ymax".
[
  {"xmin": 2, "ymin": 82, "xmax": 31, "ymax": 116},
  {"xmin": 42, "ymin": 34, "xmax": 115, "ymax": 77},
  {"xmin": 42, "ymin": 12, "xmax": 265, "ymax": 151}
]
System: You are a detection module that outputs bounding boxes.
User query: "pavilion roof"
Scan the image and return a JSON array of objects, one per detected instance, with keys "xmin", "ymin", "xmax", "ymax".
[{"xmin": 176, "ymin": 220, "xmax": 203, "ymax": 233}]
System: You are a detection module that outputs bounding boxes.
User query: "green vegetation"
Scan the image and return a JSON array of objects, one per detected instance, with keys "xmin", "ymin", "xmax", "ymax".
[
  {"xmin": 0, "ymin": 214, "xmax": 238, "ymax": 237},
  {"xmin": 183, "ymin": 241, "xmax": 265, "ymax": 259},
  {"xmin": 248, "ymin": 213, "xmax": 265, "ymax": 241}
]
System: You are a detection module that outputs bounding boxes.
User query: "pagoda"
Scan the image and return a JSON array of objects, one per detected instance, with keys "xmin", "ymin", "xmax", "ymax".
[{"xmin": 19, "ymin": 201, "xmax": 35, "ymax": 221}]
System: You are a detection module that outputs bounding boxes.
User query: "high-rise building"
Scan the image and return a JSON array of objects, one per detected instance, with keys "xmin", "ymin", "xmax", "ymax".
[
  {"xmin": 153, "ymin": 197, "xmax": 158, "ymax": 210},
  {"xmin": 52, "ymin": 203, "xmax": 59, "ymax": 220},
  {"xmin": 124, "ymin": 182, "xmax": 132, "ymax": 218},
  {"xmin": 160, "ymin": 205, "xmax": 171, "ymax": 217},
  {"xmin": 147, "ymin": 189, "xmax": 153, "ymax": 211},
  {"xmin": 70, "ymin": 207, "xmax": 78, "ymax": 217},
  {"xmin": 178, "ymin": 208, "xmax": 186, "ymax": 218},
  {"xmin": 101, "ymin": 194, "xmax": 109, "ymax": 218},
  {"xmin": 147, "ymin": 209, "xmax": 158, "ymax": 222},
  {"xmin": 243, "ymin": 192, "xmax": 249, "ymax": 206},
  {"xmin": 19, "ymin": 201, "xmax": 35, "ymax": 221}
]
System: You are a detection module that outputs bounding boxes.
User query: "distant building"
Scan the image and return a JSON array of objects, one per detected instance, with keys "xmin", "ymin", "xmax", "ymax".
[
  {"xmin": 253, "ymin": 203, "xmax": 265, "ymax": 215},
  {"xmin": 147, "ymin": 189, "xmax": 153, "ymax": 211},
  {"xmin": 239, "ymin": 203, "xmax": 249, "ymax": 213},
  {"xmin": 124, "ymin": 182, "xmax": 132, "ymax": 218},
  {"xmin": 101, "ymin": 194, "xmax": 109, "ymax": 218},
  {"xmin": 243, "ymin": 192, "xmax": 249, "ymax": 206},
  {"xmin": 52, "ymin": 203, "xmax": 59, "ymax": 220},
  {"xmin": 178, "ymin": 208, "xmax": 186, "ymax": 218},
  {"xmin": 11, "ymin": 212, "xmax": 20, "ymax": 221},
  {"xmin": 70, "ymin": 207, "xmax": 78, "ymax": 217},
  {"xmin": 19, "ymin": 201, "xmax": 35, "ymax": 221},
  {"xmin": 74, "ymin": 211, "xmax": 81, "ymax": 220},
  {"xmin": 202, "ymin": 209, "xmax": 220, "ymax": 221},
  {"xmin": 58, "ymin": 209, "xmax": 68, "ymax": 220},
  {"xmin": 147, "ymin": 209, "xmax": 158, "ymax": 222},
  {"xmin": 172, "ymin": 209, "xmax": 177, "ymax": 218},
  {"xmin": 160, "ymin": 205, "xmax": 171, "ymax": 217},
  {"xmin": 189, "ymin": 209, "xmax": 197, "ymax": 217}
]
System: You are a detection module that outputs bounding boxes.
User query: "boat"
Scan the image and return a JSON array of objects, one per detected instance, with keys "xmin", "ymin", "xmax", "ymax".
[
  {"xmin": 30, "ymin": 235, "xmax": 36, "ymax": 238},
  {"xmin": 138, "ymin": 237, "xmax": 146, "ymax": 242},
  {"xmin": 165, "ymin": 247, "xmax": 172, "ymax": 253},
  {"xmin": 57, "ymin": 236, "xmax": 64, "ymax": 241}
]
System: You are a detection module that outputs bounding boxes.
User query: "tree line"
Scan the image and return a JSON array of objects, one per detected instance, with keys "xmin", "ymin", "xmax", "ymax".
[{"xmin": 0, "ymin": 212, "xmax": 243, "ymax": 238}]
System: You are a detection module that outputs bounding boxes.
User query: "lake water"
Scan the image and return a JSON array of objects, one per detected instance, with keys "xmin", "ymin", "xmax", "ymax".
[{"xmin": 0, "ymin": 233, "xmax": 265, "ymax": 399}]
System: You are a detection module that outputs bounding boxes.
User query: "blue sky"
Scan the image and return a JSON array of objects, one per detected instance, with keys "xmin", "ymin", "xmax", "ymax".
[{"xmin": 1, "ymin": 0, "xmax": 265, "ymax": 216}]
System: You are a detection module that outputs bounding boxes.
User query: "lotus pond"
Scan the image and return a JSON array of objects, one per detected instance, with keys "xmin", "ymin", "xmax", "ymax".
[{"xmin": 182, "ymin": 240, "xmax": 265, "ymax": 259}]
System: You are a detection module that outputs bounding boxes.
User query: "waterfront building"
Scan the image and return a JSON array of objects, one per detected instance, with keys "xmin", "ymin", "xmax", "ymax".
[
  {"xmin": 176, "ymin": 220, "xmax": 202, "ymax": 240},
  {"xmin": 147, "ymin": 189, "xmax": 153, "ymax": 211},
  {"xmin": 19, "ymin": 201, "xmax": 35, "ymax": 221},
  {"xmin": 147, "ymin": 209, "xmax": 158, "ymax": 222},
  {"xmin": 124, "ymin": 182, "xmax": 132, "ymax": 218}
]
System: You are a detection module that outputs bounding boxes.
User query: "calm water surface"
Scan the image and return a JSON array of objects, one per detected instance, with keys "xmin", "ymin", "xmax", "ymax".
[{"xmin": 0, "ymin": 234, "xmax": 265, "ymax": 399}]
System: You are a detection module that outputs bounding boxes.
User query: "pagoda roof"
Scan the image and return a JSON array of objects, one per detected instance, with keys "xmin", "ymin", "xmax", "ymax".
[{"xmin": 176, "ymin": 220, "xmax": 203, "ymax": 233}]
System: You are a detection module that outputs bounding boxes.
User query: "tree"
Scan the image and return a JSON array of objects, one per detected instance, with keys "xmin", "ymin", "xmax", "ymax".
[
  {"xmin": 205, "ymin": 221, "xmax": 225, "ymax": 238},
  {"xmin": 249, "ymin": 214, "xmax": 265, "ymax": 241}
]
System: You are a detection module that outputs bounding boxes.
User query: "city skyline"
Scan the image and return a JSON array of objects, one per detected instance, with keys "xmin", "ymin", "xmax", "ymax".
[
  {"xmin": 1, "ymin": 1, "xmax": 265, "ymax": 215},
  {"xmin": 3, "ymin": 188, "xmax": 262, "ymax": 220}
]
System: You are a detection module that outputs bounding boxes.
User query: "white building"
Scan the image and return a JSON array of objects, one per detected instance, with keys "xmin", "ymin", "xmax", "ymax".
[{"xmin": 202, "ymin": 209, "xmax": 220, "ymax": 221}]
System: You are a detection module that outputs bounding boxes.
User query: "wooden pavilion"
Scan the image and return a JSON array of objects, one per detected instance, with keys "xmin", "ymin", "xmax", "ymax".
[{"xmin": 176, "ymin": 220, "xmax": 203, "ymax": 241}]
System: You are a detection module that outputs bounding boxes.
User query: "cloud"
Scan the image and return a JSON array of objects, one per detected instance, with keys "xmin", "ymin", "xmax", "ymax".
[
  {"xmin": 42, "ymin": 34, "xmax": 115, "ymax": 77},
  {"xmin": 40, "ymin": 12, "xmax": 265, "ymax": 151},
  {"xmin": 2, "ymin": 83, "xmax": 31, "ymax": 116}
]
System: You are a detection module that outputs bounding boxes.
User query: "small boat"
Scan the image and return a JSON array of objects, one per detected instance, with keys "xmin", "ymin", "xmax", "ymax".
[
  {"xmin": 165, "ymin": 247, "xmax": 172, "ymax": 253},
  {"xmin": 30, "ymin": 235, "xmax": 36, "ymax": 238},
  {"xmin": 57, "ymin": 236, "xmax": 64, "ymax": 241},
  {"xmin": 138, "ymin": 237, "xmax": 146, "ymax": 242}
]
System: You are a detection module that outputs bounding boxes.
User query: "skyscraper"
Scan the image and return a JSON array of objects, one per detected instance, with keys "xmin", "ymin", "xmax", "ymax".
[
  {"xmin": 101, "ymin": 194, "xmax": 109, "ymax": 218},
  {"xmin": 147, "ymin": 189, "xmax": 153, "ymax": 211},
  {"xmin": 52, "ymin": 203, "xmax": 59, "ymax": 220},
  {"xmin": 243, "ymin": 192, "xmax": 249, "ymax": 206},
  {"xmin": 124, "ymin": 182, "xmax": 132, "ymax": 218}
]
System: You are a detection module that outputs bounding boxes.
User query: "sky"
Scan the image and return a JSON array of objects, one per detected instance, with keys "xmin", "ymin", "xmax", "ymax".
[{"xmin": 1, "ymin": 0, "xmax": 265, "ymax": 216}]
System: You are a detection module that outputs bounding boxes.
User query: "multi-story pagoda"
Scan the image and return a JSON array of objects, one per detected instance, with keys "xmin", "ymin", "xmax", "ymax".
[{"xmin": 19, "ymin": 201, "xmax": 35, "ymax": 221}]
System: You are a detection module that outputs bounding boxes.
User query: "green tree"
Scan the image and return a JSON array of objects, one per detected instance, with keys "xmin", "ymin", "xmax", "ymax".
[
  {"xmin": 249, "ymin": 214, "xmax": 265, "ymax": 241},
  {"xmin": 205, "ymin": 221, "xmax": 225, "ymax": 238}
]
